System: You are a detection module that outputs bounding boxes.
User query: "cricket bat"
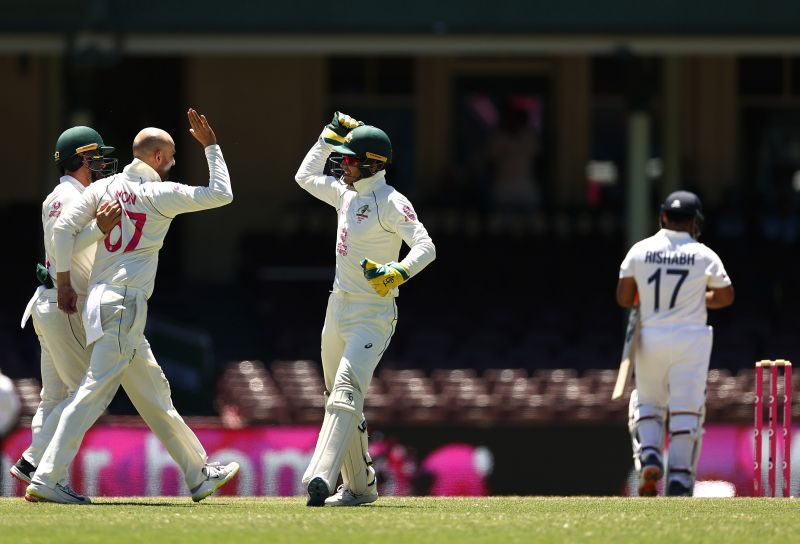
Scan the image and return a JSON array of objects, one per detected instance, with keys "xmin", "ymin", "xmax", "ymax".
[{"xmin": 611, "ymin": 306, "xmax": 640, "ymax": 400}]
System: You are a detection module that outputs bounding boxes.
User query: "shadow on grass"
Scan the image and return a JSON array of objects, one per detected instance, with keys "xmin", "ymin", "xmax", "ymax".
[
  {"xmin": 91, "ymin": 501, "xmax": 234, "ymax": 507},
  {"xmin": 353, "ymin": 504, "xmax": 432, "ymax": 509}
]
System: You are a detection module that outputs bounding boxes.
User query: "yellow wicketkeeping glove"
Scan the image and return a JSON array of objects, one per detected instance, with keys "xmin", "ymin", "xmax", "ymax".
[
  {"xmin": 321, "ymin": 111, "xmax": 363, "ymax": 145},
  {"xmin": 360, "ymin": 258, "xmax": 410, "ymax": 297}
]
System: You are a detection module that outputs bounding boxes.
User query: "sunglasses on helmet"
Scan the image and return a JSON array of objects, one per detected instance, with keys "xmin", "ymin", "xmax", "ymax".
[{"xmin": 341, "ymin": 155, "xmax": 362, "ymax": 166}]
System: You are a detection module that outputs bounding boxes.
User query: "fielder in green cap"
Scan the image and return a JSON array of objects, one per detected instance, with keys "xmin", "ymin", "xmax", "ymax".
[
  {"xmin": 53, "ymin": 125, "xmax": 117, "ymax": 179},
  {"xmin": 13, "ymin": 125, "xmax": 122, "ymax": 502}
]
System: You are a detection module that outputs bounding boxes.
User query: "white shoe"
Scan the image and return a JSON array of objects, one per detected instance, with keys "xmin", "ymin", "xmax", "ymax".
[
  {"xmin": 25, "ymin": 481, "xmax": 91, "ymax": 505},
  {"xmin": 324, "ymin": 482, "xmax": 379, "ymax": 506},
  {"xmin": 191, "ymin": 462, "xmax": 240, "ymax": 502}
]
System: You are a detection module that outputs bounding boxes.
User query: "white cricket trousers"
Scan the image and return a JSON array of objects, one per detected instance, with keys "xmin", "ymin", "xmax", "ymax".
[
  {"xmin": 302, "ymin": 290, "xmax": 396, "ymax": 493},
  {"xmin": 634, "ymin": 324, "xmax": 713, "ymax": 485},
  {"xmin": 320, "ymin": 291, "xmax": 397, "ymax": 394},
  {"xmin": 635, "ymin": 324, "xmax": 713, "ymax": 411},
  {"xmin": 31, "ymin": 285, "xmax": 208, "ymax": 490},
  {"xmin": 28, "ymin": 289, "xmax": 88, "ymax": 465}
]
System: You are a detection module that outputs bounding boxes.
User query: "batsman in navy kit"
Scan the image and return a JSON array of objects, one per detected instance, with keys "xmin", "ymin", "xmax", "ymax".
[{"xmin": 296, "ymin": 112, "xmax": 436, "ymax": 506}]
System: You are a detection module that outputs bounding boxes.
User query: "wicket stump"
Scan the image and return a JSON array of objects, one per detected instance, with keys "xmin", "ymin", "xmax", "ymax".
[{"xmin": 754, "ymin": 359, "xmax": 792, "ymax": 497}]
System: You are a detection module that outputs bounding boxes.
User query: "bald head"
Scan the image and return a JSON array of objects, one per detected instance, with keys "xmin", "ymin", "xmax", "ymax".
[
  {"xmin": 133, "ymin": 127, "xmax": 173, "ymax": 158},
  {"xmin": 132, "ymin": 127, "xmax": 176, "ymax": 179}
]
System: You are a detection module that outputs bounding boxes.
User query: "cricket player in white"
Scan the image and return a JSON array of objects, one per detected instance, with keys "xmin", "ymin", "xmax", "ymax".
[
  {"xmin": 296, "ymin": 112, "xmax": 435, "ymax": 506},
  {"xmin": 14, "ymin": 124, "xmax": 235, "ymax": 505},
  {"xmin": 25, "ymin": 110, "xmax": 239, "ymax": 504},
  {"xmin": 617, "ymin": 191, "xmax": 734, "ymax": 497},
  {"xmin": 12, "ymin": 126, "xmax": 121, "ymax": 492}
]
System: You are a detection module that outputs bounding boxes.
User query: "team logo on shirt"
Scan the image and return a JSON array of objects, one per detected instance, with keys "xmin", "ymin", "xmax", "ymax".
[
  {"xmin": 355, "ymin": 204, "xmax": 370, "ymax": 223},
  {"xmin": 49, "ymin": 201, "xmax": 62, "ymax": 218},
  {"xmin": 402, "ymin": 205, "xmax": 417, "ymax": 222}
]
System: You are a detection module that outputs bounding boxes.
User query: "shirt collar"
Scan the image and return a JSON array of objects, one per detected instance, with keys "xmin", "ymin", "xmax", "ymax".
[
  {"xmin": 350, "ymin": 170, "xmax": 386, "ymax": 195},
  {"xmin": 123, "ymin": 158, "xmax": 162, "ymax": 182},
  {"xmin": 59, "ymin": 175, "xmax": 86, "ymax": 193},
  {"xmin": 659, "ymin": 228, "xmax": 694, "ymax": 240}
]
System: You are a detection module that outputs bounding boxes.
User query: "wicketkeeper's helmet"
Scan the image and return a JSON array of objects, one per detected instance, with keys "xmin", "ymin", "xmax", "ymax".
[
  {"xmin": 54, "ymin": 126, "xmax": 117, "ymax": 177},
  {"xmin": 330, "ymin": 125, "xmax": 392, "ymax": 178}
]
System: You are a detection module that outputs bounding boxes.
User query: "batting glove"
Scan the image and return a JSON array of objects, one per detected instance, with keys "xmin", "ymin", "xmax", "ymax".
[
  {"xmin": 322, "ymin": 111, "xmax": 363, "ymax": 145},
  {"xmin": 360, "ymin": 258, "xmax": 410, "ymax": 297}
]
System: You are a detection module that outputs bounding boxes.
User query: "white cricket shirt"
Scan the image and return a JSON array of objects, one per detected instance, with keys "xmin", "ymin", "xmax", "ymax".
[
  {"xmin": 41, "ymin": 176, "xmax": 106, "ymax": 296},
  {"xmin": 295, "ymin": 137, "xmax": 436, "ymax": 297},
  {"xmin": 619, "ymin": 229, "xmax": 731, "ymax": 328},
  {"xmin": 53, "ymin": 145, "xmax": 232, "ymax": 299}
]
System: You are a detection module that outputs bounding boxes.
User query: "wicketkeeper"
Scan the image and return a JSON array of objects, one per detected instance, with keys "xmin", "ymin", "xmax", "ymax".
[{"xmin": 296, "ymin": 112, "xmax": 436, "ymax": 506}]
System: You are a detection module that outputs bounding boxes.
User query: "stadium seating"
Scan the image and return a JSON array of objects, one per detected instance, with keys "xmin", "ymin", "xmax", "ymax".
[
  {"xmin": 206, "ymin": 361, "xmax": 770, "ymax": 427},
  {"xmin": 4, "ymin": 362, "xmax": 779, "ymax": 428}
]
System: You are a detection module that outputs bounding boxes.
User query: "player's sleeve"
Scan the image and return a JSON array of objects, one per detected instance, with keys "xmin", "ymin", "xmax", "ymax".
[
  {"xmin": 704, "ymin": 248, "xmax": 732, "ymax": 288},
  {"xmin": 294, "ymin": 137, "xmax": 346, "ymax": 208},
  {"xmin": 59, "ymin": 187, "xmax": 106, "ymax": 253},
  {"xmin": 145, "ymin": 144, "xmax": 233, "ymax": 217},
  {"xmin": 72, "ymin": 220, "xmax": 104, "ymax": 253},
  {"xmin": 53, "ymin": 185, "xmax": 102, "ymax": 272},
  {"xmin": 384, "ymin": 193, "xmax": 436, "ymax": 277},
  {"xmin": 619, "ymin": 246, "xmax": 637, "ymax": 278}
]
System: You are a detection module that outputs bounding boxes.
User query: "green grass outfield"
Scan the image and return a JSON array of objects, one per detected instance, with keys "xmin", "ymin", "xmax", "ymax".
[{"xmin": 1, "ymin": 496, "xmax": 796, "ymax": 544}]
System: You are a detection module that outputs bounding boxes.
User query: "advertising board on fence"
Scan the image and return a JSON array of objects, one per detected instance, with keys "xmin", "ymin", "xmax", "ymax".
[
  {"xmin": 1, "ymin": 425, "xmax": 491, "ymax": 497},
  {"xmin": 1, "ymin": 423, "xmax": 792, "ymax": 497}
]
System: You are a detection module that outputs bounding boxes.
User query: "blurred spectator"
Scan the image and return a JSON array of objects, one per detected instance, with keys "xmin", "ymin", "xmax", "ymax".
[{"xmin": 487, "ymin": 106, "xmax": 541, "ymax": 213}]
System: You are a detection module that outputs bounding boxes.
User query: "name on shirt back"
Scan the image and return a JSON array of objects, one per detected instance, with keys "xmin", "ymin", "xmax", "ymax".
[{"xmin": 644, "ymin": 251, "xmax": 696, "ymax": 266}]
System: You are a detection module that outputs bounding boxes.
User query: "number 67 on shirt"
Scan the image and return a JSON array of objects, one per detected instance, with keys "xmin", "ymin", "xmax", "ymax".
[{"xmin": 104, "ymin": 210, "xmax": 147, "ymax": 253}]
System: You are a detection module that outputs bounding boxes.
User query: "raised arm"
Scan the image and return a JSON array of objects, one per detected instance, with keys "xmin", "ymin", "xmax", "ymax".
[
  {"xmin": 147, "ymin": 109, "xmax": 233, "ymax": 215},
  {"xmin": 294, "ymin": 112, "xmax": 359, "ymax": 207}
]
